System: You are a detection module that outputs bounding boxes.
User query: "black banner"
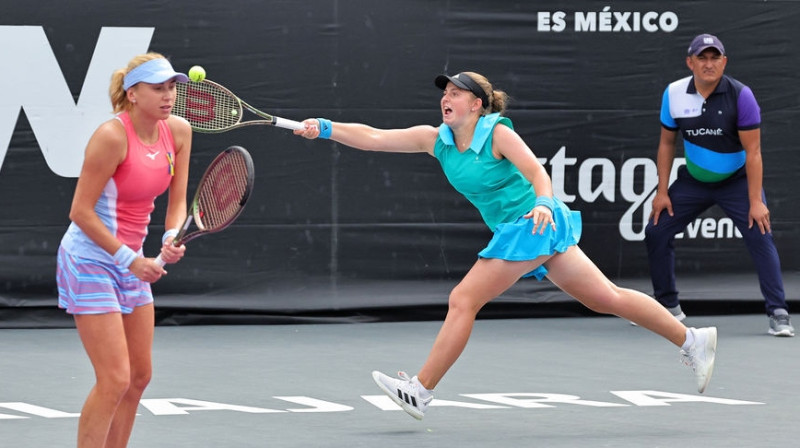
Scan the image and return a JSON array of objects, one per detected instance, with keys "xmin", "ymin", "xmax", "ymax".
[{"xmin": 1, "ymin": 1, "xmax": 797, "ymax": 324}]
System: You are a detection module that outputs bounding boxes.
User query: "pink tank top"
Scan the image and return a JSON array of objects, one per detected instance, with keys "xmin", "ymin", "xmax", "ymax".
[
  {"xmin": 60, "ymin": 112, "xmax": 175, "ymax": 260},
  {"xmin": 112, "ymin": 112, "xmax": 175, "ymax": 250}
]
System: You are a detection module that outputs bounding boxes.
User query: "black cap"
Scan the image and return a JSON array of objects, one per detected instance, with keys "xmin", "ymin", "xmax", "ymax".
[{"xmin": 435, "ymin": 72, "xmax": 489, "ymax": 109}]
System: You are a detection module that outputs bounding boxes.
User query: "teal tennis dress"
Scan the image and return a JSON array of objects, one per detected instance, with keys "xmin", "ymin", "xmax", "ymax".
[{"xmin": 433, "ymin": 113, "xmax": 582, "ymax": 280}]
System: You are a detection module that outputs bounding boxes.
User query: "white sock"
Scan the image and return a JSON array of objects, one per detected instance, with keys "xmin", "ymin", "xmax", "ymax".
[
  {"xmin": 412, "ymin": 376, "xmax": 433, "ymax": 398},
  {"xmin": 681, "ymin": 328, "xmax": 695, "ymax": 351}
]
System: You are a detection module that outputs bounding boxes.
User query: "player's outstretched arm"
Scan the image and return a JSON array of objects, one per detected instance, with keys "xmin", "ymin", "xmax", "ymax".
[{"xmin": 295, "ymin": 119, "xmax": 437, "ymax": 155}]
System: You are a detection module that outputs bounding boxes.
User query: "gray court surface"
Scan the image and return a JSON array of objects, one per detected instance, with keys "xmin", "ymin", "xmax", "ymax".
[{"xmin": 1, "ymin": 314, "xmax": 797, "ymax": 448}]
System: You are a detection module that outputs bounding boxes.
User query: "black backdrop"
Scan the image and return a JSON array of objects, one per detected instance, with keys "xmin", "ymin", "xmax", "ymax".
[{"xmin": 1, "ymin": 1, "xmax": 798, "ymax": 326}]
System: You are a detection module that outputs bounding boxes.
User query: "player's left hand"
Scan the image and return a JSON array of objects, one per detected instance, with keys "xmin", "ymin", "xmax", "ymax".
[
  {"xmin": 524, "ymin": 206, "xmax": 556, "ymax": 235},
  {"xmin": 748, "ymin": 201, "xmax": 771, "ymax": 234},
  {"xmin": 129, "ymin": 257, "xmax": 167, "ymax": 283}
]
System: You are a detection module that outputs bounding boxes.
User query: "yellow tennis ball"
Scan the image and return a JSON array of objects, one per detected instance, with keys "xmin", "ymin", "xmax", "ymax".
[
  {"xmin": 188, "ymin": 65, "xmax": 206, "ymax": 82},
  {"xmin": 231, "ymin": 109, "xmax": 238, "ymax": 116}
]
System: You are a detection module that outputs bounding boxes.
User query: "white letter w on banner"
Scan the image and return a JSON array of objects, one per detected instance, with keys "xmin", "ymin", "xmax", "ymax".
[{"xmin": 0, "ymin": 26, "xmax": 154, "ymax": 177}]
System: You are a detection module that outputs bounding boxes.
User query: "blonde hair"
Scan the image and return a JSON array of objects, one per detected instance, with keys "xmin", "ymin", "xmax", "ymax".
[
  {"xmin": 109, "ymin": 52, "xmax": 167, "ymax": 113},
  {"xmin": 462, "ymin": 71, "xmax": 508, "ymax": 116}
]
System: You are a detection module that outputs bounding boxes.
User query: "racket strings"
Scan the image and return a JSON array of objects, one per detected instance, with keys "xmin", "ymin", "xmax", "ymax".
[
  {"xmin": 175, "ymin": 82, "xmax": 242, "ymax": 131},
  {"xmin": 195, "ymin": 153, "xmax": 251, "ymax": 229}
]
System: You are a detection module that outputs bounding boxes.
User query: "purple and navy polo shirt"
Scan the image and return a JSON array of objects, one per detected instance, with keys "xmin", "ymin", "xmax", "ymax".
[{"xmin": 659, "ymin": 74, "xmax": 760, "ymax": 182}]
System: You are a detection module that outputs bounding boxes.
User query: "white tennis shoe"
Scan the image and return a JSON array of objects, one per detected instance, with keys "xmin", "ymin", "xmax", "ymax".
[
  {"xmin": 371, "ymin": 370, "xmax": 433, "ymax": 420},
  {"xmin": 680, "ymin": 327, "xmax": 717, "ymax": 393}
]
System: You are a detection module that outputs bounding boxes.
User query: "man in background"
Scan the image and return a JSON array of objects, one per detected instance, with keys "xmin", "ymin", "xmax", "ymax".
[{"xmin": 645, "ymin": 33, "xmax": 794, "ymax": 337}]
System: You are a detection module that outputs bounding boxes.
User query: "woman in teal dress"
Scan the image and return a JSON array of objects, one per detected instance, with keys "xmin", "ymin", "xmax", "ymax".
[{"xmin": 295, "ymin": 71, "xmax": 717, "ymax": 420}]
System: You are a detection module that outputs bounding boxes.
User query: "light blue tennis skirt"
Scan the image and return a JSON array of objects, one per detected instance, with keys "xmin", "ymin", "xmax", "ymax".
[{"xmin": 478, "ymin": 199, "xmax": 582, "ymax": 280}]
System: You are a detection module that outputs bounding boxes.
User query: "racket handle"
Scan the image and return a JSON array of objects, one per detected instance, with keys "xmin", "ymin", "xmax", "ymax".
[
  {"xmin": 154, "ymin": 254, "xmax": 166, "ymax": 267},
  {"xmin": 274, "ymin": 117, "xmax": 307, "ymax": 131}
]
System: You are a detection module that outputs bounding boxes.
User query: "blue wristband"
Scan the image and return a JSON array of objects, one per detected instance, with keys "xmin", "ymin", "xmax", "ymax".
[
  {"xmin": 316, "ymin": 118, "xmax": 332, "ymax": 139},
  {"xmin": 113, "ymin": 245, "xmax": 138, "ymax": 268},
  {"xmin": 534, "ymin": 196, "xmax": 554, "ymax": 212},
  {"xmin": 162, "ymin": 228, "xmax": 179, "ymax": 245}
]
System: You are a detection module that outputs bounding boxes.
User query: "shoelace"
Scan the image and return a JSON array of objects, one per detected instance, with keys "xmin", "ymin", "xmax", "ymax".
[{"xmin": 397, "ymin": 371, "xmax": 412, "ymax": 382}]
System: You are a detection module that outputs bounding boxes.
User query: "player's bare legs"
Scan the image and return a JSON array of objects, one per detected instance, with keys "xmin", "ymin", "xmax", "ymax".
[
  {"xmin": 74, "ymin": 313, "xmax": 131, "ymax": 448},
  {"xmin": 105, "ymin": 304, "xmax": 154, "ymax": 448},
  {"xmin": 544, "ymin": 246, "xmax": 687, "ymax": 346},
  {"xmin": 416, "ymin": 245, "xmax": 689, "ymax": 391},
  {"xmin": 416, "ymin": 256, "xmax": 550, "ymax": 389},
  {"xmin": 380, "ymin": 246, "xmax": 712, "ymax": 419}
]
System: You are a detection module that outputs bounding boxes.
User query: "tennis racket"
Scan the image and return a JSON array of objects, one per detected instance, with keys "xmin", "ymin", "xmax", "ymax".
[
  {"xmin": 155, "ymin": 145, "xmax": 255, "ymax": 267},
  {"xmin": 173, "ymin": 79, "xmax": 306, "ymax": 133}
]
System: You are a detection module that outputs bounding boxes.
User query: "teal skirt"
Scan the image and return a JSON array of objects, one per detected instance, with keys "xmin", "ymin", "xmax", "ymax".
[{"xmin": 478, "ymin": 198, "xmax": 582, "ymax": 280}]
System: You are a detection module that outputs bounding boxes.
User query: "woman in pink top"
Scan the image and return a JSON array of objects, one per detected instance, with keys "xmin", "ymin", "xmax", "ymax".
[{"xmin": 56, "ymin": 53, "xmax": 192, "ymax": 447}]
